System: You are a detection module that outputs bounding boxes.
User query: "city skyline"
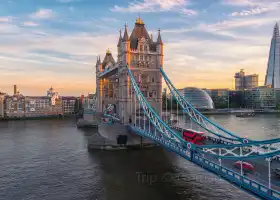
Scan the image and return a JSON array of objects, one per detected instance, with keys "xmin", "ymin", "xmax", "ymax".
[{"xmin": 1, "ymin": 0, "xmax": 280, "ymax": 95}]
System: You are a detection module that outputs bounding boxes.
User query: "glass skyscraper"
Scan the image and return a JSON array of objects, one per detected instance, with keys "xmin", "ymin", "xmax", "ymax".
[{"xmin": 264, "ymin": 23, "xmax": 280, "ymax": 88}]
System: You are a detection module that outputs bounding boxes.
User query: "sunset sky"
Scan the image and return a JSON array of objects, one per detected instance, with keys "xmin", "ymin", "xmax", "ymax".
[{"xmin": 0, "ymin": 0, "xmax": 280, "ymax": 96}]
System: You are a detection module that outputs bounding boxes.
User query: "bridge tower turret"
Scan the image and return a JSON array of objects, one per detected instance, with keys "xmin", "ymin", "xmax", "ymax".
[
  {"xmin": 156, "ymin": 29, "xmax": 164, "ymax": 115},
  {"xmin": 96, "ymin": 17, "xmax": 163, "ymax": 123},
  {"xmin": 122, "ymin": 24, "xmax": 131, "ymax": 65},
  {"xmin": 95, "ymin": 56, "xmax": 103, "ymax": 112},
  {"xmin": 157, "ymin": 29, "xmax": 164, "ymax": 68},
  {"xmin": 117, "ymin": 17, "xmax": 163, "ymax": 124},
  {"xmin": 117, "ymin": 29, "xmax": 122, "ymax": 62}
]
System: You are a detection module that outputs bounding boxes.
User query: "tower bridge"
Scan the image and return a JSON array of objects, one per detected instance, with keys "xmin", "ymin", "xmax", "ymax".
[
  {"xmin": 96, "ymin": 17, "xmax": 163, "ymax": 124},
  {"xmin": 96, "ymin": 18, "xmax": 280, "ymax": 200}
]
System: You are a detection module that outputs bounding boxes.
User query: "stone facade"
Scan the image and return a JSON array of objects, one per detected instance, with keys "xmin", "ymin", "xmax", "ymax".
[
  {"xmin": 1, "ymin": 86, "xmax": 72, "ymax": 118},
  {"xmin": 0, "ymin": 93, "xmax": 5, "ymax": 117},
  {"xmin": 25, "ymin": 96, "xmax": 63, "ymax": 117},
  {"xmin": 4, "ymin": 94, "xmax": 26, "ymax": 117},
  {"xmin": 62, "ymin": 96, "xmax": 76, "ymax": 114},
  {"xmin": 96, "ymin": 17, "xmax": 163, "ymax": 124},
  {"xmin": 244, "ymin": 86, "xmax": 276, "ymax": 109}
]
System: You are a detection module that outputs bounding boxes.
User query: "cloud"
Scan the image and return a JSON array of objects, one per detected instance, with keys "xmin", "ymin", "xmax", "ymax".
[
  {"xmin": 0, "ymin": 0, "xmax": 277, "ymax": 95},
  {"xmin": 110, "ymin": 0, "xmax": 195, "ymax": 13},
  {"xmin": 23, "ymin": 21, "xmax": 39, "ymax": 27},
  {"xmin": 226, "ymin": 0, "xmax": 280, "ymax": 17},
  {"xmin": 30, "ymin": 9, "xmax": 54, "ymax": 19},
  {"xmin": 0, "ymin": 23, "xmax": 19, "ymax": 34},
  {"xmin": 0, "ymin": 17, "xmax": 10, "ymax": 22},
  {"xmin": 181, "ymin": 8, "xmax": 197, "ymax": 16},
  {"xmin": 230, "ymin": 7, "xmax": 270, "ymax": 16},
  {"xmin": 0, "ymin": 21, "xmax": 119, "ymax": 95},
  {"xmin": 223, "ymin": 0, "xmax": 262, "ymax": 7},
  {"xmin": 163, "ymin": 36, "xmax": 268, "ymax": 89}
]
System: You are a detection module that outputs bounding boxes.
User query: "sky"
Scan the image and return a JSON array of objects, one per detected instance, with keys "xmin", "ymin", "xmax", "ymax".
[{"xmin": 0, "ymin": 0, "xmax": 280, "ymax": 96}]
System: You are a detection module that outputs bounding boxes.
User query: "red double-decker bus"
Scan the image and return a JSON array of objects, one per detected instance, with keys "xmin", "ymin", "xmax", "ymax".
[{"xmin": 182, "ymin": 129, "xmax": 206, "ymax": 145}]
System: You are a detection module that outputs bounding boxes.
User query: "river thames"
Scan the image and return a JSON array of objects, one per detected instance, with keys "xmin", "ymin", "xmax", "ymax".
[{"xmin": 1, "ymin": 114, "xmax": 279, "ymax": 200}]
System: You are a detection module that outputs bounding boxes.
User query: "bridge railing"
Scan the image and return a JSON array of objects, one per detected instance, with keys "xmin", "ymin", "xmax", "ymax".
[
  {"xmin": 193, "ymin": 154, "xmax": 280, "ymax": 200},
  {"xmin": 130, "ymin": 125, "xmax": 280, "ymax": 200}
]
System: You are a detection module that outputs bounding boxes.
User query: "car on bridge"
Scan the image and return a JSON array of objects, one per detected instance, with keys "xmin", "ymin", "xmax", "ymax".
[{"xmin": 234, "ymin": 161, "xmax": 254, "ymax": 172}]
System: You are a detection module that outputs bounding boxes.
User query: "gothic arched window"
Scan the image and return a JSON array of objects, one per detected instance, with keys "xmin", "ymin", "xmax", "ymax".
[
  {"xmin": 140, "ymin": 74, "xmax": 149, "ymax": 83},
  {"xmin": 144, "ymin": 45, "xmax": 148, "ymax": 51}
]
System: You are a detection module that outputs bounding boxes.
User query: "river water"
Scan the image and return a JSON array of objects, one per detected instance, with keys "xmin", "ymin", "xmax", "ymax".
[{"xmin": 1, "ymin": 114, "xmax": 278, "ymax": 200}]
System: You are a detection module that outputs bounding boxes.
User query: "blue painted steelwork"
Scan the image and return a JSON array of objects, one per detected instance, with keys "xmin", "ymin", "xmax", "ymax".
[
  {"xmin": 125, "ymin": 65, "xmax": 280, "ymax": 159},
  {"xmin": 129, "ymin": 125, "xmax": 192, "ymax": 160},
  {"xmin": 84, "ymin": 109, "xmax": 96, "ymax": 114},
  {"xmin": 160, "ymin": 67, "xmax": 245, "ymax": 142},
  {"xmin": 104, "ymin": 113, "xmax": 120, "ymax": 121},
  {"xmin": 130, "ymin": 125, "xmax": 280, "ymax": 200},
  {"xmin": 161, "ymin": 67, "xmax": 280, "ymax": 146},
  {"xmin": 100, "ymin": 65, "xmax": 280, "ymax": 199},
  {"xmin": 126, "ymin": 66, "xmax": 188, "ymax": 145},
  {"xmin": 192, "ymin": 154, "xmax": 280, "ymax": 200},
  {"xmin": 98, "ymin": 66, "xmax": 118, "ymax": 78}
]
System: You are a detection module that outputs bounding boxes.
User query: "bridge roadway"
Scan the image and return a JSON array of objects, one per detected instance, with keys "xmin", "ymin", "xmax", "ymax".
[
  {"xmin": 203, "ymin": 149, "xmax": 280, "ymax": 191},
  {"xmin": 174, "ymin": 127, "xmax": 280, "ymax": 192},
  {"xmin": 134, "ymin": 118, "xmax": 280, "ymax": 192}
]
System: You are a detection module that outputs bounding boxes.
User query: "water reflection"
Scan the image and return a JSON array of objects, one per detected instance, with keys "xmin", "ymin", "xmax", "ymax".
[{"xmin": 0, "ymin": 118, "xmax": 256, "ymax": 200}]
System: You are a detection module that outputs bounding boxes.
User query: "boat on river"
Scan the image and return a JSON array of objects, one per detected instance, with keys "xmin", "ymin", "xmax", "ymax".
[{"xmin": 236, "ymin": 112, "xmax": 255, "ymax": 117}]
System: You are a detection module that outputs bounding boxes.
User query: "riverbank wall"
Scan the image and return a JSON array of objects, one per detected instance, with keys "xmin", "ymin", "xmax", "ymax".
[
  {"xmin": 169, "ymin": 110, "xmax": 280, "ymax": 115},
  {"xmin": 0, "ymin": 114, "xmax": 75, "ymax": 121}
]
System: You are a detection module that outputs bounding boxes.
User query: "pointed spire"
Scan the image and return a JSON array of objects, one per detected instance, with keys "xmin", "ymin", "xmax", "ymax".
[
  {"xmin": 157, "ymin": 28, "xmax": 163, "ymax": 45},
  {"xmin": 96, "ymin": 56, "xmax": 101, "ymax": 65},
  {"xmin": 273, "ymin": 22, "xmax": 279, "ymax": 38},
  {"xmin": 123, "ymin": 23, "xmax": 129, "ymax": 41},
  {"xmin": 117, "ymin": 29, "xmax": 122, "ymax": 47},
  {"xmin": 135, "ymin": 16, "xmax": 144, "ymax": 25},
  {"xmin": 106, "ymin": 49, "xmax": 111, "ymax": 54}
]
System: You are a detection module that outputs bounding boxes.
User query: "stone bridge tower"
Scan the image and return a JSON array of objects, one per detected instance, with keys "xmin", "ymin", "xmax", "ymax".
[
  {"xmin": 118, "ymin": 17, "xmax": 163, "ymax": 124},
  {"xmin": 95, "ymin": 17, "xmax": 163, "ymax": 124}
]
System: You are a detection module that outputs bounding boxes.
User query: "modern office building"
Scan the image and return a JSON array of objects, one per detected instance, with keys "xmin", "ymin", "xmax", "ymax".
[
  {"xmin": 264, "ymin": 23, "xmax": 280, "ymax": 88},
  {"xmin": 235, "ymin": 69, "xmax": 258, "ymax": 90},
  {"xmin": 229, "ymin": 90, "xmax": 245, "ymax": 108},
  {"xmin": 244, "ymin": 86, "xmax": 276, "ymax": 109},
  {"xmin": 207, "ymin": 88, "xmax": 229, "ymax": 108},
  {"xmin": 178, "ymin": 87, "xmax": 214, "ymax": 109}
]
